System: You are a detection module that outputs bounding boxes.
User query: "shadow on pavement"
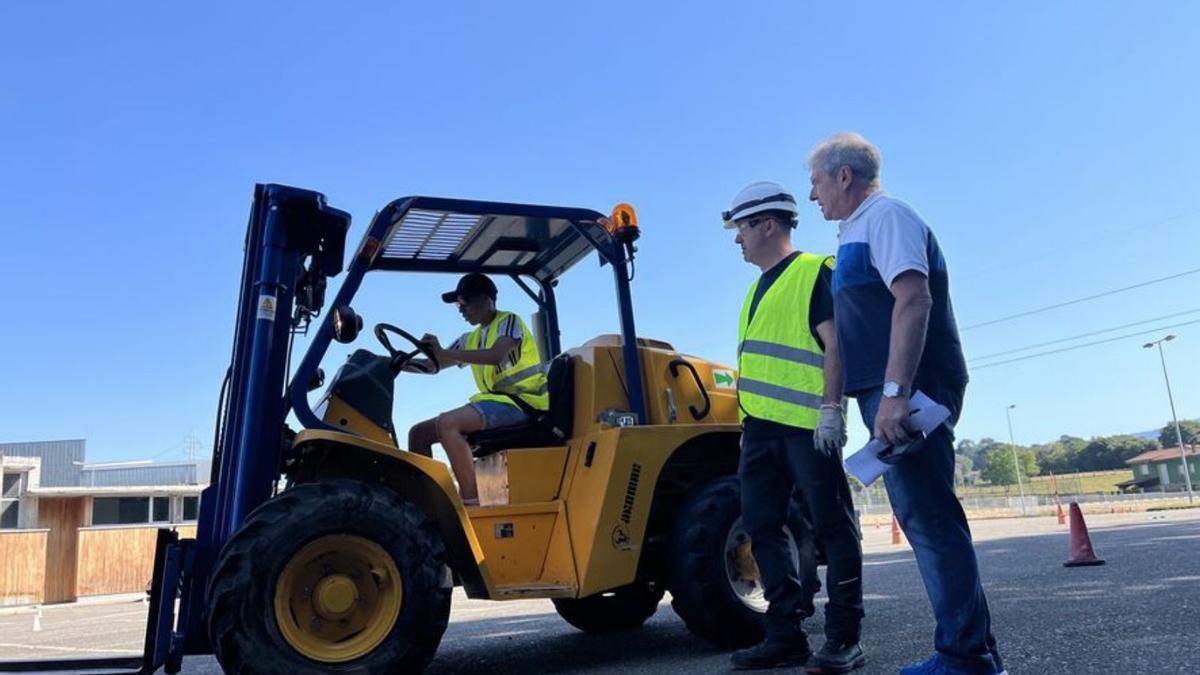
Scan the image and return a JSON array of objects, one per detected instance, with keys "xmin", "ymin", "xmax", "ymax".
[
  {"xmin": 426, "ymin": 517, "xmax": 1200, "ymax": 674},
  {"xmin": 429, "ymin": 606, "xmax": 724, "ymax": 674}
]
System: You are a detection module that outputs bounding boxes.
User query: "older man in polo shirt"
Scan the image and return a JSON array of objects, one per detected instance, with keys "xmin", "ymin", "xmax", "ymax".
[{"xmin": 807, "ymin": 132, "xmax": 1006, "ymax": 675}]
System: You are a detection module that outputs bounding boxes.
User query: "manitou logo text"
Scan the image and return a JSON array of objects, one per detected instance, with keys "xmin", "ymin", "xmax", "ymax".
[{"xmin": 620, "ymin": 463, "xmax": 642, "ymax": 525}]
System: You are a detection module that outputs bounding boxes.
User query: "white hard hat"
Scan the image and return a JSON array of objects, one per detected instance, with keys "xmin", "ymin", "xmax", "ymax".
[{"xmin": 722, "ymin": 181, "xmax": 799, "ymax": 229}]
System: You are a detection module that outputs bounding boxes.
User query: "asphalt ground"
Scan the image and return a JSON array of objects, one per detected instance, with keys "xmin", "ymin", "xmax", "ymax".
[{"xmin": 2, "ymin": 510, "xmax": 1197, "ymax": 674}]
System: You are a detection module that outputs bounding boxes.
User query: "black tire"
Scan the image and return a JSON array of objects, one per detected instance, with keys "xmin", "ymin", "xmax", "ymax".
[
  {"xmin": 667, "ymin": 476, "xmax": 765, "ymax": 649},
  {"xmin": 207, "ymin": 479, "xmax": 451, "ymax": 675},
  {"xmin": 551, "ymin": 583, "xmax": 664, "ymax": 634}
]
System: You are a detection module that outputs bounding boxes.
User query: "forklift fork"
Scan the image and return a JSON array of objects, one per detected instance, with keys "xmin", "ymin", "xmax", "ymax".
[{"xmin": 0, "ymin": 530, "xmax": 193, "ymax": 675}]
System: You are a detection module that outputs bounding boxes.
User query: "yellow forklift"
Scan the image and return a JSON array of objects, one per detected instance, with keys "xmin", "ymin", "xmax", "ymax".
[{"xmin": 0, "ymin": 186, "xmax": 785, "ymax": 675}]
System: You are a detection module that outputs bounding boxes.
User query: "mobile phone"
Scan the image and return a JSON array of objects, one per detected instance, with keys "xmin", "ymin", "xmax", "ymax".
[{"xmin": 878, "ymin": 430, "xmax": 928, "ymax": 464}]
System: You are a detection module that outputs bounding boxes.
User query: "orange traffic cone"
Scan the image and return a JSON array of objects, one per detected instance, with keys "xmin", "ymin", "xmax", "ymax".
[
  {"xmin": 1056, "ymin": 501, "xmax": 1066, "ymax": 525},
  {"xmin": 891, "ymin": 515, "xmax": 903, "ymax": 545},
  {"xmin": 1063, "ymin": 502, "xmax": 1105, "ymax": 567}
]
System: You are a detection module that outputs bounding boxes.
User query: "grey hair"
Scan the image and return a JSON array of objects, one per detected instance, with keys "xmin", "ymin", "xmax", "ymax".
[{"xmin": 808, "ymin": 132, "xmax": 882, "ymax": 186}]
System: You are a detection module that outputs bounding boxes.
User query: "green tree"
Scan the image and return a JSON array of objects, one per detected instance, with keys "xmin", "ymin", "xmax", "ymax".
[
  {"xmin": 1076, "ymin": 435, "xmax": 1157, "ymax": 471},
  {"xmin": 969, "ymin": 438, "xmax": 1008, "ymax": 470},
  {"xmin": 1159, "ymin": 420, "xmax": 1200, "ymax": 448},
  {"xmin": 956, "ymin": 439, "xmax": 980, "ymax": 465},
  {"xmin": 981, "ymin": 447, "xmax": 1039, "ymax": 485},
  {"xmin": 1034, "ymin": 435, "xmax": 1087, "ymax": 473},
  {"xmin": 954, "ymin": 454, "xmax": 977, "ymax": 486},
  {"xmin": 1034, "ymin": 442, "xmax": 1070, "ymax": 474},
  {"xmin": 1030, "ymin": 434, "xmax": 1158, "ymax": 473}
]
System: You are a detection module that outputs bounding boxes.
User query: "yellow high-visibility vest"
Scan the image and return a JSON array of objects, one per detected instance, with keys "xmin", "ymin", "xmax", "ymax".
[
  {"xmin": 465, "ymin": 311, "xmax": 549, "ymax": 412},
  {"xmin": 736, "ymin": 253, "xmax": 832, "ymax": 430}
]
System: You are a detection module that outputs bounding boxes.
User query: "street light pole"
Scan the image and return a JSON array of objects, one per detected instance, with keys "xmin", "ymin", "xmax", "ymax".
[
  {"xmin": 1143, "ymin": 335, "xmax": 1195, "ymax": 504},
  {"xmin": 1006, "ymin": 404, "xmax": 1028, "ymax": 515}
]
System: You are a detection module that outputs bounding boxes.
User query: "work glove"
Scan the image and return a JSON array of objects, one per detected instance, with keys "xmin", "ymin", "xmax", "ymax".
[{"xmin": 814, "ymin": 403, "xmax": 847, "ymax": 456}]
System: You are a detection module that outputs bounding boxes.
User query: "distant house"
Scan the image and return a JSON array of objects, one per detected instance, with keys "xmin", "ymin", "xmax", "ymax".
[
  {"xmin": 1122, "ymin": 445, "xmax": 1199, "ymax": 492},
  {"xmin": 0, "ymin": 439, "xmax": 207, "ymax": 606}
]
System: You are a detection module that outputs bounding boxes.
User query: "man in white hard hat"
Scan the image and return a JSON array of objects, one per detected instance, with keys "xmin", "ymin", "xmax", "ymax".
[
  {"xmin": 725, "ymin": 181, "xmax": 865, "ymax": 672},
  {"xmin": 808, "ymin": 132, "xmax": 1005, "ymax": 675}
]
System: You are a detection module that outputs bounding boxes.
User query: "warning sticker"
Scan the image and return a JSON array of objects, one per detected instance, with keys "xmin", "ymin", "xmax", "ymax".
[
  {"xmin": 712, "ymin": 369, "xmax": 737, "ymax": 389},
  {"xmin": 257, "ymin": 294, "xmax": 277, "ymax": 322}
]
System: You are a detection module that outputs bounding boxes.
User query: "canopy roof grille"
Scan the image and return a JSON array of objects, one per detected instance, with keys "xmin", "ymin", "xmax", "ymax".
[
  {"xmin": 383, "ymin": 209, "xmax": 481, "ymax": 261},
  {"xmin": 371, "ymin": 197, "xmax": 609, "ymax": 282}
]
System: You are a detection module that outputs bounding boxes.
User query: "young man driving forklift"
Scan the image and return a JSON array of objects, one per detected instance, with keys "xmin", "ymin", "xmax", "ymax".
[{"xmin": 407, "ymin": 273, "xmax": 549, "ymax": 504}]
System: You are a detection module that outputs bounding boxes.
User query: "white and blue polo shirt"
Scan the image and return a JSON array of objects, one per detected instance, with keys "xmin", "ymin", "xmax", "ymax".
[{"xmin": 833, "ymin": 192, "xmax": 968, "ymax": 394}]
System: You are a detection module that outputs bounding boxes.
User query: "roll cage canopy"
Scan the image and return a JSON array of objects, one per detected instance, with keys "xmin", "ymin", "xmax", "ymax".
[
  {"xmin": 369, "ymin": 196, "xmax": 609, "ymax": 282},
  {"xmin": 288, "ymin": 194, "xmax": 646, "ymax": 433}
]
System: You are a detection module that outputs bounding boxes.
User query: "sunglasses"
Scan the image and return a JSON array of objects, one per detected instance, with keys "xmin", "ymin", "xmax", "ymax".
[{"xmin": 736, "ymin": 215, "xmax": 775, "ymax": 231}]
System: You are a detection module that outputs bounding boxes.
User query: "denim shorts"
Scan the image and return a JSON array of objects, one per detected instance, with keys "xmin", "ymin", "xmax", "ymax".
[{"xmin": 469, "ymin": 400, "xmax": 530, "ymax": 430}]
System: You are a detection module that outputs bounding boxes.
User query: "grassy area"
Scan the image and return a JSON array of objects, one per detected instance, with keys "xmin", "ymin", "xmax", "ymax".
[
  {"xmin": 960, "ymin": 469, "xmax": 1131, "ymax": 497},
  {"xmin": 1146, "ymin": 503, "xmax": 1200, "ymax": 512}
]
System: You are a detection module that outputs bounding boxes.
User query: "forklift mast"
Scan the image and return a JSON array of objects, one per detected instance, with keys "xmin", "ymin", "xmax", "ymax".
[
  {"xmin": 179, "ymin": 185, "xmax": 349, "ymax": 660},
  {"xmin": 0, "ymin": 185, "xmax": 349, "ymax": 674}
]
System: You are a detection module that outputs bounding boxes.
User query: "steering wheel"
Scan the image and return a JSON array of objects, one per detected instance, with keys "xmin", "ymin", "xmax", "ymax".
[{"xmin": 374, "ymin": 323, "xmax": 441, "ymax": 374}]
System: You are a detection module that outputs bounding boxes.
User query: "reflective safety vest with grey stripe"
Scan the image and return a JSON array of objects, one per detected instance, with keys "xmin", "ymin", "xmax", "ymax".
[
  {"xmin": 736, "ymin": 253, "xmax": 833, "ymax": 429},
  {"xmin": 465, "ymin": 311, "xmax": 550, "ymax": 412}
]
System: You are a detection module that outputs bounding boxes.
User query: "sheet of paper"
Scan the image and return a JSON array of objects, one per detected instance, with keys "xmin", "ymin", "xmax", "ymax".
[
  {"xmin": 844, "ymin": 438, "xmax": 891, "ymax": 487},
  {"xmin": 843, "ymin": 390, "xmax": 952, "ymax": 486}
]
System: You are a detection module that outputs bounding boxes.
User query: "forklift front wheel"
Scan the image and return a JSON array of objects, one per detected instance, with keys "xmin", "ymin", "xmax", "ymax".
[
  {"xmin": 273, "ymin": 534, "xmax": 403, "ymax": 662},
  {"xmin": 207, "ymin": 479, "xmax": 451, "ymax": 674}
]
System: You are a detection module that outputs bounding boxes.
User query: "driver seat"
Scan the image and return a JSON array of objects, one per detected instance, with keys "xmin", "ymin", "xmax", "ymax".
[{"xmin": 468, "ymin": 353, "xmax": 575, "ymax": 458}]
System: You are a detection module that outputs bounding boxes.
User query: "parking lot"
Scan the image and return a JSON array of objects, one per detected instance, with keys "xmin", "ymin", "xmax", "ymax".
[{"xmin": 3, "ymin": 510, "xmax": 1198, "ymax": 673}]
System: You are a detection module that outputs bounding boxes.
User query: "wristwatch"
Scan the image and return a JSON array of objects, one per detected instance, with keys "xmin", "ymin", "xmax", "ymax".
[{"xmin": 882, "ymin": 381, "xmax": 911, "ymax": 399}]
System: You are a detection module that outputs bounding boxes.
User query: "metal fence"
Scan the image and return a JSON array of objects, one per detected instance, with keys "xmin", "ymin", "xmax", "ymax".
[{"xmin": 851, "ymin": 483, "xmax": 1193, "ymax": 516}]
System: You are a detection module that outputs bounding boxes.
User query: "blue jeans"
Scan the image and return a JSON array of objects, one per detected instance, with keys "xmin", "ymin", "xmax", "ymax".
[
  {"xmin": 857, "ymin": 384, "xmax": 1003, "ymax": 673},
  {"xmin": 739, "ymin": 428, "xmax": 864, "ymax": 642}
]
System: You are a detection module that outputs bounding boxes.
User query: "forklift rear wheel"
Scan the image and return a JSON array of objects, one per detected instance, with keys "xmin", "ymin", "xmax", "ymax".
[
  {"xmin": 207, "ymin": 479, "xmax": 451, "ymax": 675},
  {"xmin": 666, "ymin": 476, "xmax": 766, "ymax": 649},
  {"xmin": 551, "ymin": 582, "xmax": 664, "ymax": 633}
]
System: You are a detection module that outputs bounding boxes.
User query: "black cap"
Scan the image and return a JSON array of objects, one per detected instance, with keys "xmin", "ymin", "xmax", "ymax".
[{"xmin": 441, "ymin": 273, "xmax": 497, "ymax": 303}]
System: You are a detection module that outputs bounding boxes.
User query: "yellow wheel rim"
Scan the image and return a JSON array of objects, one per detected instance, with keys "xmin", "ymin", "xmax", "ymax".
[
  {"xmin": 724, "ymin": 517, "xmax": 772, "ymax": 613},
  {"xmin": 733, "ymin": 541, "xmax": 762, "ymax": 582},
  {"xmin": 273, "ymin": 534, "xmax": 403, "ymax": 663}
]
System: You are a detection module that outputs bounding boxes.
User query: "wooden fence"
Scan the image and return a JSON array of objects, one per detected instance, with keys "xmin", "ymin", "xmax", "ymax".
[
  {"xmin": 75, "ymin": 525, "xmax": 196, "ymax": 597},
  {"xmin": 0, "ymin": 529, "xmax": 48, "ymax": 605},
  {"xmin": 38, "ymin": 496, "xmax": 86, "ymax": 603}
]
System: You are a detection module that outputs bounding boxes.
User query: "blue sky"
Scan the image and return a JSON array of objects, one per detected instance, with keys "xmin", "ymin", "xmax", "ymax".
[{"xmin": 2, "ymin": 1, "xmax": 1198, "ymax": 463}]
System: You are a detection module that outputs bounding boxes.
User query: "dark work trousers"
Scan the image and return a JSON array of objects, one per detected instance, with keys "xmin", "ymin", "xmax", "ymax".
[
  {"xmin": 739, "ymin": 428, "xmax": 865, "ymax": 642},
  {"xmin": 856, "ymin": 383, "xmax": 1004, "ymax": 674},
  {"xmin": 787, "ymin": 494, "xmax": 822, "ymax": 618}
]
